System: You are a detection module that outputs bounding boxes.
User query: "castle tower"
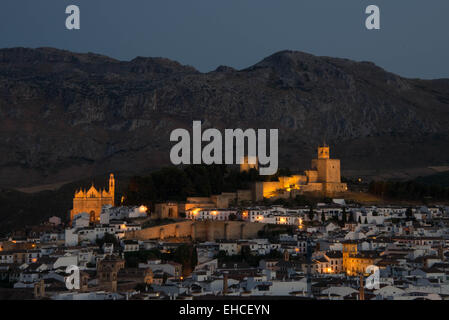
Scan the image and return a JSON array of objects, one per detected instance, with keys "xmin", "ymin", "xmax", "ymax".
[
  {"xmin": 309, "ymin": 145, "xmax": 348, "ymax": 194},
  {"xmin": 312, "ymin": 145, "xmax": 340, "ymax": 183},
  {"xmin": 317, "ymin": 145, "xmax": 330, "ymax": 159},
  {"xmin": 240, "ymin": 156, "xmax": 259, "ymax": 173}
]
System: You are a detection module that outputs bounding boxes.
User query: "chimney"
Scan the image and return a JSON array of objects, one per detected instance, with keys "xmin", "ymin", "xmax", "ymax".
[{"xmin": 223, "ymin": 271, "xmax": 229, "ymax": 295}]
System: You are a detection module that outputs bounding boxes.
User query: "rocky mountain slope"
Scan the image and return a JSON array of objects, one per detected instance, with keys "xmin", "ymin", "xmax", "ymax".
[{"xmin": 1, "ymin": 47, "xmax": 449, "ymax": 188}]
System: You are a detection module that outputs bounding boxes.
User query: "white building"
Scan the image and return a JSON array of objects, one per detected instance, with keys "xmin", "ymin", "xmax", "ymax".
[
  {"xmin": 187, "ymin": 209, "xmax": 237, "ymax": 221},
  {"xmin": 100, "ymin": 205, "xmax": 148, "ymax": 224}
]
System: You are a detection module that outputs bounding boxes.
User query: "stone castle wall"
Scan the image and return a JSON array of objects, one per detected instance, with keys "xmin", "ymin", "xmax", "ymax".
[{"xmin": 124, "ymin": 220, "xmax": 266, "ymax": 241}]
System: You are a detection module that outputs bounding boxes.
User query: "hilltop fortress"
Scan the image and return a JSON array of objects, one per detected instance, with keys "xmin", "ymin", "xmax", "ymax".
[
  {"xmin": 183, "ymin": 145, "xmax": 348, "ymax": 212},
  {"xmin": 252, "ymin": 145, "xmax": 348, "ymax": 201}
]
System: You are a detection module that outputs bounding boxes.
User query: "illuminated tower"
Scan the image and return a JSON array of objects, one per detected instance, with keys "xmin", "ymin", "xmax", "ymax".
[
  {"xmin": 109, "ymin": 173, "xmax": 115, "ymax": 205},
  {"xmin": 317, "ymin": 145, "xmax": 330, "ymax": 159},
  {"xmin": 312, "ymin": 145, "xmax": 341, "ymax": 184},
  {"xmin": 240, "ymin": 156, "xmax": 259, "ymax": 172}
]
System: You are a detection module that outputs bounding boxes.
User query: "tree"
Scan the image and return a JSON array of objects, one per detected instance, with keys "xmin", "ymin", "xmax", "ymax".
[
  {"xmin": 96, "ymin": 232, "xmax": 119, "ymax": 250},
  {"xmin": 173, "ymin": 244, "xmax": 198, "ymax": 277},
  {"xmin": 406, "ymin": 207, "xmax": 413, "ymax": 220},
  {"xmin": 321, "ymin": 212, "xmax": 326, "ymax": 223},
  {"xmin": 125, "ymin": 255, "xmax": 140, "ymax": 268},
  {"xmin": 273, "ymin": 198, "xmax": 288, "ymax": 206},
  {"xmin": 342, "ymin": 210, "xmax": 347, "ymax": 224},
  {"xmin": 294, "ymin": 195, "xmax": 310, "ymax": 206},
  {"xmin": 135, "ymin": 283, "xmax": 148, "ymax": 292},
  {"xmin": 279, "ymin": 167, "xmax": 292, "ymax": 176},
  {"xmin": 240, "ymin": 246, "xmax": 251, "ymax": 261},
  {"xmin": 346, "ymin": 208, "xmax": 353, "ymax": 222},
  {"xmin": 308, "ymin": 206, "xmax": 314, "ymax": 221}
]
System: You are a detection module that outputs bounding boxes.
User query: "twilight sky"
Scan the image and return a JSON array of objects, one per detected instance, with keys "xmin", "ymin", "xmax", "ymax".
[{"xmin": 0, "ymin": 0, "xmax": 448, "ymax": 79}]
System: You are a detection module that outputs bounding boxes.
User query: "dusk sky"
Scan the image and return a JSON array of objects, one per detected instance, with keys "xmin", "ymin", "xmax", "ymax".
[{"xmin": 1, "ymin": 0, "xmax": 448, "ymax": 79}]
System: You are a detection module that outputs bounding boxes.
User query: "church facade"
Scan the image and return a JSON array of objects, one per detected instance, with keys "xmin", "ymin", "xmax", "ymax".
[{"xmin": 70, "ymin": 174, "xmax": 115, "ymax": 223}]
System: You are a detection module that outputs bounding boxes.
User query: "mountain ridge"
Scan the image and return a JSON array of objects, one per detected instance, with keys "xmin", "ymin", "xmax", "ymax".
[{"xmin": 0, "ymin": 47, "xmax": 448, "ymax": 188}]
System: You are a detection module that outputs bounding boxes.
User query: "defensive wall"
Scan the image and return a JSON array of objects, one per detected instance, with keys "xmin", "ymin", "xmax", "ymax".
[{"xmin": 124, "ymin": 220, "xmax": 269, "ymax": 241}]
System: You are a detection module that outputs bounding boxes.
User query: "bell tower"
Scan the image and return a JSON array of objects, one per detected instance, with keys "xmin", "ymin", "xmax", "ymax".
[{"xmin": 109, "ymin": 173, "xmax": 115, "ymax": 205}]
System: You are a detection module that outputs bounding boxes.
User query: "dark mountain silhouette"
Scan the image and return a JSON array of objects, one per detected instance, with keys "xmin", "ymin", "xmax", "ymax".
[{"xmin": 0, "ymin": 47, "xmax": 449, "ymax": 189}]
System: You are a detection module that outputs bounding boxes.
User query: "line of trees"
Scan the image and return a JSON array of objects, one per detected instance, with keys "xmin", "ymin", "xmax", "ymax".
[{"xmin": 122, "ymin": 164, "xmax": 291, "ymax": 206}]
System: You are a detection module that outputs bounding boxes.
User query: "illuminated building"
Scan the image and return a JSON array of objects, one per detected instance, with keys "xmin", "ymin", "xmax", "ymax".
[
  {"xmin": 324, "ymin": 251, "xmax": 343, "ymax": 273},
  {"xmin": 314, "ymin": 251, "xmax": 343, "ymax": 274},
  {"xmin": 240, "ymin": 156, "xmax": 259, "ymax": 173},
  {"xmin": 253, "ymin": 145, "xmax": 348, "ymax": 200},
  {"xmin": 97, "ymin": 254, "xmax": 125, "ymax": 293},
  {"xmin": 342, "ymin": 242, "xmax": 380, "ymax": 276},
  {"xmin": 154, "ymin": 203, "xmax": 179, "ymax": 219},
  {"xmin": 186, "ymin": 208, "xmax": 237, "ymax": 221},
  {"xmin": 70, "ymin": 174, "xmax": 115, "ymax": 224}
]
